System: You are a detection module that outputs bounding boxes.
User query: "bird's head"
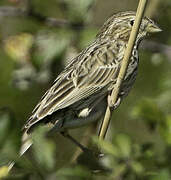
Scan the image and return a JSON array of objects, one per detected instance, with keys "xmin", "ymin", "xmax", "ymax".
[{"xmin": 97, "ymin": 11, "xmax": 162, "ymax": 42}]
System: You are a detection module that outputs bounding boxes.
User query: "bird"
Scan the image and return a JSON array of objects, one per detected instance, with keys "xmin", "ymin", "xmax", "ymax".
[{"xmin": 8, "ymin": 11, "xmax": 161, "ymax": 171}]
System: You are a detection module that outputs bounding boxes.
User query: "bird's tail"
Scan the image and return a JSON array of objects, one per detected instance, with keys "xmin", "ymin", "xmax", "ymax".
[{"xmin": 7, "ymin": 132, "xmax": 32, "ymax": 172}]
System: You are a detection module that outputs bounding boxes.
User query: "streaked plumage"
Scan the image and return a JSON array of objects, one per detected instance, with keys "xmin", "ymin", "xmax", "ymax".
[
  {"xmin": 7, "ymin": 11, "xmax": 162, "ymax": 172},
  {"xmin": 23, "ymin": 11, "xmax": 161, "ymax": 134}
]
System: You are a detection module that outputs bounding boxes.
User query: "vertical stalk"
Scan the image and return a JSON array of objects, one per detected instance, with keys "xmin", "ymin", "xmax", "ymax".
[{"xmin": 99, "ymin": 0, "xmax": 148, "ymax": 139}]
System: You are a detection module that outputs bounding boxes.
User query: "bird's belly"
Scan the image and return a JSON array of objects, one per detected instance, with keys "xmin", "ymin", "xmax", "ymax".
[{"xmin": 62, "ymin": 97, "xmax": 107, "ymax": 129}]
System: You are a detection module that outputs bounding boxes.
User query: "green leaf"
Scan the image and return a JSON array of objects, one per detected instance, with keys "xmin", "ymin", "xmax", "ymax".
[
  {"xmin": 32, "ymin": 126, "xmax": 55, "ymax": 170},
  {"xmin": 149, "ymin": 169, "xmax": 171, "ymax": 180},
  {"xmin": 115, "ymin": 134, "xmax": 132, "ymax": 158},
  {"xmin": 159, "ymin": 115, "xmax": 171, "ymax": 144},
  {"xmin": 0, "ymin": 166, "xmax": 8, "ymax": 179},
  {"xmin": 0, "ymin": 111, "xmax": 11, "ymax": 145},
  {"xmin": 92, "ymin": 136, "xmax": 119, "ymax": 157},
  {"xmin": 132, "ymin": 98, "xmax": 165, "ymax": 124},
  {"xmin": 63, "ymin": 0, "xmax": 95, "ymax": 22},
  {"xmin": 131, "ymin": 161, "xmax": 144, "ymax": 174},
  {"xmin": 56, "ymin": 166, "xmax": 91, "ymax": 178}
]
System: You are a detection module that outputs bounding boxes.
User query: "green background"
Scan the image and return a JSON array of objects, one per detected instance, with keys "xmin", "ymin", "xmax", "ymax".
[{"xmin": 0, "ymin": 0, "xmax": 171, "ymax": 179}]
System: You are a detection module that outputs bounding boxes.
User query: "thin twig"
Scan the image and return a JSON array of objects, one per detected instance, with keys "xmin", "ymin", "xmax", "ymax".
[
  {"xmin": 0, "ymin": 6, "xmax": 68, "ymax": 27},
  {"xmin": 99, "ymin": 0, "xmax": 148, "ymax": 139},
  {"xmin": 0, "ymin": 6, "xmax": 25, "ymax": 17},
  {"xmin": 70, "ymin": 122, "xmax": 98, "ymax": 163},
  {"xmin": 0, "ymin": 5, "xmax": 85, "ymax": 29}
]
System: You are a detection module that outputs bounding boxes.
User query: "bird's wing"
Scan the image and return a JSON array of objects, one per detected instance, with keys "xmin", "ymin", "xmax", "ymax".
[{"xmin": 25, "ymin": 42, "xmax": 120, "ymax": 129}]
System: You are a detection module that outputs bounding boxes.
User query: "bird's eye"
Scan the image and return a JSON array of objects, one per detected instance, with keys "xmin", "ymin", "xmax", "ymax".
[{"xmin": 130, "ymin": 20, "xmax": 134, "ymax": 26}]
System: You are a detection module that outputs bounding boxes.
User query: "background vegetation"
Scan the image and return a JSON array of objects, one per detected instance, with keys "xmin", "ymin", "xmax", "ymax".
[{"xmin": 0, "ymin": 0, "xmax": 171, "ymax": 179}]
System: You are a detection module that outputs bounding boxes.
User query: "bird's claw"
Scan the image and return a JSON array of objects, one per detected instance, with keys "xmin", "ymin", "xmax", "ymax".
[{"xmin": 107, "ymin": 96, "xmax": 121, "ymax": 110}]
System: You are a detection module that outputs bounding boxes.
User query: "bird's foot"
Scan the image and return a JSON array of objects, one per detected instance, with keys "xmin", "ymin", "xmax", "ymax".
[
  {"xmin": 107, "ymin": 96, "xmax": 121, "ymax": 110},
  {"xmin": 61, "ymin": 131, "xmax": 91, "ymax": 152}
]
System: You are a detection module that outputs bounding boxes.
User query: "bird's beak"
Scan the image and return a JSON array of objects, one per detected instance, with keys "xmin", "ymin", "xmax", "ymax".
[{"xmin": 146, "ymin": 23, "xmax": 162, "ymax": 33}]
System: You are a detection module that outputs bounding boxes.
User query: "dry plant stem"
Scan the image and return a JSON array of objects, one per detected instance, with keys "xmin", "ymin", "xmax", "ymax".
[{"xmin": 99, "ymin": 0, "xmax": 148, "ymax": 139}]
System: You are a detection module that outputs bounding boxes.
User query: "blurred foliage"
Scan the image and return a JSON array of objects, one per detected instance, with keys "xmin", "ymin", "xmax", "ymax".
[{"xmin": 0, "ymin": 0, "xmax": 171, "ymax": 179}]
